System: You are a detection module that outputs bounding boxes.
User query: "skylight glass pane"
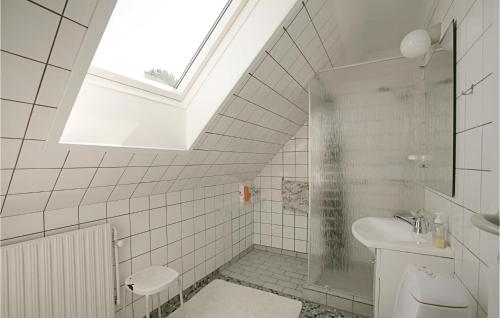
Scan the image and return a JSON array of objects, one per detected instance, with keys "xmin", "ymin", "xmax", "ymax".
[{"xmin": 92, "ymin": 0, "xmax": 230, "ymax": 89}]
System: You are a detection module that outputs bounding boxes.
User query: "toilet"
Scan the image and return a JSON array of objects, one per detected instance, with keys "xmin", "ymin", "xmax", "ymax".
[{"xmin": 393, "ymin": 264, "xmax": 469, "ymax": 318}]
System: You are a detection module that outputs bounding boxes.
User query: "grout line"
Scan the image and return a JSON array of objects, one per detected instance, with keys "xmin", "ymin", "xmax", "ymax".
[
  {"xmin": 130, "ymin": 154, "xmax": 159, "ymax": 198},
  {"xmin": 456, "ymin": 121, "xmax": 493, "ymax": 134},
  {"xmin": 218, "ymin": 113, "xmax": 293, "ymax": 137},
  {"xmin": 248, "ymin": 73, "xmax": 308, "ymax": 114},
  {"xmin": 0, "ymin": 49, "xmax": 73, "ymax": 73},
  {"xmin": 42, "ymin": 151, "xmax": 70, "ymax": 233},
  {"xmin": 301, "ymin": 1, "xmax": 334, "ymax": 68},
  {"xmin": 264, "ymin": 50, "xmax": 308, "ymax": 93},
  {"xmin": 282, "ymin": 26, "xmax": 317, "ymax": 74},
  {"xmin": 77, "ymin": 153, "xmax": 107, "ymax": 206},
  {"xmin": 205, "ymin": 131, "xmax": 284, "ymax": 146},
  {"xmin": 232, "ymin": 94, "xmax": 302, "ymax": 126},
  {"xmin": 26, "ymin": 0, "xmax": 88, "ymax": 29},
  {"xmin": 104, "ymin": 154, "xmax": 138, "ymax": 202}
]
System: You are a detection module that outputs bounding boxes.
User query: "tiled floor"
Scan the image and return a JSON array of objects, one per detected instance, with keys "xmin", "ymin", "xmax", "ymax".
[
  {"xmin": 220, "ymin": 248, "xmax": 372, "ymax": 318},
  {"xmin": 157, "ymin": 248, "xmax": 368, "ymax": 318},
  {"xmin": 220, "ymin": 248, "xmax": 309, "ymax": 299}
]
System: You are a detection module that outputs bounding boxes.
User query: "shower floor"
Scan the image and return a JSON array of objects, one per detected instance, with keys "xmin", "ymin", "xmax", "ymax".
[{"xmin": 314, "ymin": 261, "xmax": 373, "ymax": 300}]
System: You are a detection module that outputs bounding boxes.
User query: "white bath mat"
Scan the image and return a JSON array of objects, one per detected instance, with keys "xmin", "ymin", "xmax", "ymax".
[{"xmin": 168, "ymin": 279, "xmax": 302, "ymax": 318}]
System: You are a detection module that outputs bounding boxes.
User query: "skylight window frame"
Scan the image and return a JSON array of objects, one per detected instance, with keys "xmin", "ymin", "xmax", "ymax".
[{"xmin": 87, "ymin": 0, "xmax": 244, "ymax": 102}]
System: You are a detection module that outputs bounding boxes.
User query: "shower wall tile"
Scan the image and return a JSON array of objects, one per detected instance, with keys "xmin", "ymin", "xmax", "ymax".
[
  {"xmin": 254, "ymin": 124, "xmax": 309, "ymax": 253},
  {"xmin": 427, "ymin": 0, "xmax": 499, "ymax": 316}
]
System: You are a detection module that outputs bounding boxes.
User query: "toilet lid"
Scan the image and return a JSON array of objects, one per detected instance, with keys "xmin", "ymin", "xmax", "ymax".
[{"xmin": 406, "ymin": 265, "xmax": 468, "ymax": 308}]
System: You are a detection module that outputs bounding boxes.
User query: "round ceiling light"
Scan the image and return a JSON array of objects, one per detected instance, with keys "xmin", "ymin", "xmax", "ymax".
[{"xmin": 400, "ymin": 29, "xmax": 431, "ymax": 58}]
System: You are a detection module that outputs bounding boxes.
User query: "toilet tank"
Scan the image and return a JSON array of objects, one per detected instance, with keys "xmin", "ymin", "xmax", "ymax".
[{"xmin": 393, "ymin": 265, "xmax": 469, "ymax": 318}]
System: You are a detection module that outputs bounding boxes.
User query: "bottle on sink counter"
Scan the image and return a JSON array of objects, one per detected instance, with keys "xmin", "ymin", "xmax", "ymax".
[{"xmin": 432, "ymin": 213, "xmax": 447, "ymax": 248}]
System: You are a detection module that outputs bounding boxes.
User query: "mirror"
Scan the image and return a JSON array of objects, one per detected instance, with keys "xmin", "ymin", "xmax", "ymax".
[{"xmin": 424, "ymin": 20, "xmax": 456, "ymax": 197}]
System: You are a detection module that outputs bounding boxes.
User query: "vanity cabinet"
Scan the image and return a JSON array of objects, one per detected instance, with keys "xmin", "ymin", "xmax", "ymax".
[{"xmin": 373, "ymin": 248, "xmax": 454, "ymax": 318}]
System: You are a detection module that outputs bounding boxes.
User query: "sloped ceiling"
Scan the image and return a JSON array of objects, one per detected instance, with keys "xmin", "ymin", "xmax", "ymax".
[
  {"xmin": 0, "ymin": 0, "xmax": 327, "ymax": 216},
  {"xmin": 0, "ymin": 0, "xmax": 436, "ymax": 217}
]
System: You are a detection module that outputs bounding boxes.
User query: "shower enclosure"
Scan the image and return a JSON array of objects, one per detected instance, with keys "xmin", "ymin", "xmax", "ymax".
[{"xmin": 308, "ymin": 57, "xmax": 425, "ymax": 301}]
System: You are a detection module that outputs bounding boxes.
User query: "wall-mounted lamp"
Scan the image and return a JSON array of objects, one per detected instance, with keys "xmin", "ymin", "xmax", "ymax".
[{"xmin": 400, "ymin": 29, "xmax": 432, "ymax": 58}]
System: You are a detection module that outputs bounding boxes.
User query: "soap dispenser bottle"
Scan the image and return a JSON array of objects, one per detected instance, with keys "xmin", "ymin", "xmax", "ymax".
[{"xmin": 432, "ymin": 214, "xmax": 446, "ymax": 248}]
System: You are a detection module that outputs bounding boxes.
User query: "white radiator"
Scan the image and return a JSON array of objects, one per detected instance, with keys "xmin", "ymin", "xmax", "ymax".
[{"xmin": 1, "ymin": 224, "xmax": 119, "ymax": 318}]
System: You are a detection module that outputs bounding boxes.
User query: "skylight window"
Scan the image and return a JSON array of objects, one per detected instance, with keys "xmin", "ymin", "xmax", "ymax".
[{"xmin": 91, "ymin": 0, "xmax": 232, "ymax": 90}]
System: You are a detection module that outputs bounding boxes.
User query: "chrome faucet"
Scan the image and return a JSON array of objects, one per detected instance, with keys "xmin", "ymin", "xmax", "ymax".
[{"xmin": 394, "ymin": 210, "xmax": 428, "ymax": 234}]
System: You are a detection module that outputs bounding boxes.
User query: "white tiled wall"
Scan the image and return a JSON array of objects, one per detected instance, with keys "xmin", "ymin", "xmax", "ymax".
[
  {"xmin": 112, "ymin": 184, "xmax": 253, "ymax": 317},
  {"xmin": 426, "ymin": 0, "xmax": 499, "ymax": 317},
  {"xmin": 0, "ymin": 0, "xmax": 341, "ymax": 317},
  {"xmin": 253, "ymin": 123, "xmax": 309, "ymax": 253}
]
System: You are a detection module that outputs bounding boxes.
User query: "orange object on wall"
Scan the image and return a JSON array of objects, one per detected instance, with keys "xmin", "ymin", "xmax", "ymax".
[{"xmin": 243, "ymin": 185, "xmax": 251, "ymax": 202}]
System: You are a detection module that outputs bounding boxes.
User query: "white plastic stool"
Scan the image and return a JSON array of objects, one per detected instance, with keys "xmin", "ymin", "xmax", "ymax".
[{"xmin": 125, "ymin": 266, "xmax": 185, "ymax": 318}]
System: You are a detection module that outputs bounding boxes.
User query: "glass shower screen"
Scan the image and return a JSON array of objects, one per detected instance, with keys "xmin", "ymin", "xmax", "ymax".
[{"xmin": 308, "ymin": 57, "xmax": 424, "ymax": 301}]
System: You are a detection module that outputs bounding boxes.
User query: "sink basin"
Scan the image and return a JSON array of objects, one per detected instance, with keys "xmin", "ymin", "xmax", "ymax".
[
  {"xmin": 471, "ymin": 213, "xmax": 499, "ymax": 236},
  {"xmin": 352, "ymin": 217, "xmax": 452, "ymax": 257}
]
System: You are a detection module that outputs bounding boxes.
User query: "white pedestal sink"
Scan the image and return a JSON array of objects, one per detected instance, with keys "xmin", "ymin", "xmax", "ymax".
[{"xmin": 352, "ymin": 217, "xmax": 452, "ymax": 257}]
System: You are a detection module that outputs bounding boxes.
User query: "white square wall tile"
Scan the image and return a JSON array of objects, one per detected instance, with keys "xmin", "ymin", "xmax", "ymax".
[
  {"xmin": 478, "ymin": 262, "xmax": 489, "ymax": 310},
  {"xmin": 1, "ymin": 170, "xmax": 12, "ymax": 196},
  {"xmin": 150, "ymin": 194, "xmax": 166, "ymax": 208},
  {"xmin": 90, "ymin": 168, "xmax": 124, "ymax": 187},
  {"xmin": 132, "ymin": 182, "xmax": 157, "ymax": 198},
  {"xmin": 108, "ymin": 184, "xmax": 136, "ymax": 201},
  {"xmin": 167, "ymin": 222, "xmax": 182, "ymax": 244},
  {"xmin": 1, "ymin": 191, "xmax": 51, "ymax": 216},
  {"xmin": 463, "ymin": 209, "xmax": 480, "ymax": 255},
  {"xmin": 481, "ymin": 123, "xmax": 497, "ymax": 171},
  {"xmin": 1, "ymin": 52, "xmax": 44, "ymax": 103},
  {"xmin": 100, "ymin": 152, "xmax": 133, "ymax": 167},
  {"xmin": 46, "ymin": 188, "xmax": 86, "ymax": 210},
  {"xmin": 128, "ymin": 153, "xmax": 156, "ymax": 167},
  {"xmin": 80, "ymin": 186, "xmax": 113, "ymax": 205},
  {"xmin": 461, "ymin": 247, "xmax": 479, "ymax": 298},
  {"xmin": 36, "ymin": 66, "xmax": 71, "ymax": 107},
  {"xmin": 64, "ymin": 0, "xmax": 98, "ymax": 26},
  {"xmin": 150, "ymin": 207, "xmax": 167, "ymax": 228},
  {"xmin": 107, "ymin": 199, "xmax": 129, "ymax": 217},
  {"xmin": 49, "ymin": 19, "xmax": 86, "ymax": 70},
  {"xmin": 130, "ymin": 196, "xmax": 149, "ymax": 212},
  {"xmin": 479, "ymin": 229, "xmax": 499, "ymax": 266},
  {"xmin": 130, "ymin": 210, "xmax": 149, "ymax": 235},
  {"xmin": 481, "ymin": 170, "xmax": 498, "ymax": 214},
  {"xmin": 1, "ymin": 0, "xmax": 59, "ymax": 61},
  {"xmin": 0, "ymin": 100, "xmax": 31, "ymax": 138},
  {"xmin": 142, "ymin": 166, "xmax": 167, "ymax": 182},
  {"xmin": 44, "ymin": 207, "xmax": 78, "ymax": 230},
  {"xmin": 151, "ymin": 227, "xmax": 167, "ymax": 250},
  {"xmin": 0, "ymin": 139, "xmax": 22, "ymax": 169},
  {"xmin": 168, "ymin": 241, "xmax": 182, "ymax": 262},
  {"xmin": 463, "ymin": 170, "xmax": 481, "ymax": 213},
  {"xmin": 151, "ymin": 246, "xmax": 167, "ymax": 266},
  {"xmin": 1, "ymin": 212, "xmax": 44, "ymax": 239},
  {"xmin": 9, "ymin": 169, "xmax": 59, "ymax": 194},
  {"xmin": 54, "ymin": 168, "xmax": 95, "ymax": 190},
  {"xmin": 25, "ymin": 106, "xmax": 57, "ymax": 140},
  {"xmin": 131, "ymin": 232, "xmax": 150, "ymax": 257},
  {"xmin": 64, "ymin": 150, "xmax": 104, "ymax": 168},
  {"xmin": 17, "ymin": 139, "xmax": 68, "ymax": 169},
  {"xmin": 32, "ymin": 0, "xmax": 66, "ymax": 13},
  {"xmin": 118, "ymin": 167, "xmax": 147, "ymax": 184},
  {"xmin": 78, "ymin": 202, "xmax": 106, "ymax": 223},
  {"xmin": 463, "ymin": 128, "xmax": 482, "ymax": 169}
]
